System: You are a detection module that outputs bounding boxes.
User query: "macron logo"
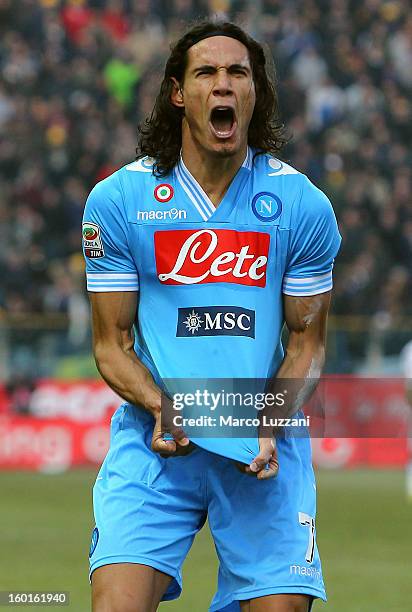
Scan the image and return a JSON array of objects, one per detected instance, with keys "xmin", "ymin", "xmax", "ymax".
[
  {"xmin": 137, "ymin": 208, "xmax": 187, "ymax": 221},
  {"xmin": 289, "ymin": 565, "xmax": 322, "ymax": 582}
]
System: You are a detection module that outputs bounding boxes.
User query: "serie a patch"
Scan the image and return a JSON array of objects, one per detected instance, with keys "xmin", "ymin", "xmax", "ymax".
[{"xmin": 83, "ymin": 222, "xmax": 105, "ymax": 258}]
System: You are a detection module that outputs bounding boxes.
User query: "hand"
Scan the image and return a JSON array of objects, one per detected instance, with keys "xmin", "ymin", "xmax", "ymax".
[
  {"xmin": 150, "ymin": 398, "xmax": 192, "ymax": 457},
  {"xmin": 249, "ymin": 436, "xmax": 279, "ymax": 479},
  {"xmin": 235, "ymin": 437, "xmax": 279, "ymax": 480}
]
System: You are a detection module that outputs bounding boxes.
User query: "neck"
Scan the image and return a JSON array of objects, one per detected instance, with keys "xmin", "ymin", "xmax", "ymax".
[{"xmin": 181, "ymin": 130, "xmax": 247, "ymax": 207}]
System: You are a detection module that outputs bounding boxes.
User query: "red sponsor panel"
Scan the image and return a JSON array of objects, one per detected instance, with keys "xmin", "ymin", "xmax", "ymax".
[
  {"xmin": 0, "ymin": 380, "xmax": 115, "ymax": 470},
  {"xmin": 0, "ymin": 416, "xmax": 110, "ymax": 471},
  {"xmin": 154, "ymin": 228, "xmax": 270, "ymax": 286},
  {"xmin": 0, "ymin": 377, "xmax": 409, "ymax": 470},
  {"xmin": 292, "ymin": 378, "xmax": 409, "ymax": 441},
  {"xmin": 1, "ymin": 379, "xmax": 120, "ymax": 423},
  {"xmin": 312, "ymin": 438, "xmax": 408, "ymax": 469},
  {"xmin": 0, "ymin": 385, "xmax": 11, "ymax": 415},
  {"xmin": 311, "ymin": 377, "xmax": 409, "ymax": 469}
]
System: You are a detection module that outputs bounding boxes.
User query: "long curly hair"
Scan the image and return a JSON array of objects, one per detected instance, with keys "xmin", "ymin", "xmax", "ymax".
[{"xmin": 137, "ymin": 20, "xmax": 290, "ymax": 177}]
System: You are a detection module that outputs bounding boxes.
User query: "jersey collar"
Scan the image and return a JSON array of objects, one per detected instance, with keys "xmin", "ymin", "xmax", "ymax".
[{"xmin": 175, "ymin": 147, "xmax": 252, "ymax": 221}]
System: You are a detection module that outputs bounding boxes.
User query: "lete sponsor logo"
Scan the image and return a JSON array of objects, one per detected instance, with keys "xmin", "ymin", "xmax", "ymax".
[
  {"xmin": 177, "ymin": 306, "xmax": 255, "ymax": 337},
  {"xmin": 155, "ymin": 229, "xmax": 270, "ymax": 287}
]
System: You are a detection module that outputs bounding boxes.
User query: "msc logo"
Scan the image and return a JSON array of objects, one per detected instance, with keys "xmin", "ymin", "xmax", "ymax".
[
  {"xmin": 177, "ymin": 306, "xmax": 255, "ymax": 338},
  {"xmin": 252, "ymin": 192, "xmax": 282, "ymax": 222}
]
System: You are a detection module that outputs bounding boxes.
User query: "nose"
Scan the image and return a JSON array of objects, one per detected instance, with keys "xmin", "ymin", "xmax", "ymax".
[{"xmin": 212, "ymin": 68, "xmax": 232, "ymax": 96}]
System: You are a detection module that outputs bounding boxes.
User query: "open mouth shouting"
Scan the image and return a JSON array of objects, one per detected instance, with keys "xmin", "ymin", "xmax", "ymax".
[{"xmin": 209, "ymin": 106, "xmax": 237, "ymax": 139}]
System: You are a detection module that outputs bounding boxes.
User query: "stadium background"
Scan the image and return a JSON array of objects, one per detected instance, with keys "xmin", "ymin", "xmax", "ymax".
[{"xmin": 0, "ymin": 0, "xmax": 411, "ymax": 610}]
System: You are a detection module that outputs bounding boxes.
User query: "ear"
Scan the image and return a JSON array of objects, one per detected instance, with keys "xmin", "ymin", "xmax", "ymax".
[{"xmin": 170, "ymin": 77, "xmax": 184, "ymax": 108}]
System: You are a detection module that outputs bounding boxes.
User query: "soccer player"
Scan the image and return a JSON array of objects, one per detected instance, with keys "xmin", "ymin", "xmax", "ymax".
[{"xmin": 82, "ymin": 20, "xmax": 341, "ymax": 612}]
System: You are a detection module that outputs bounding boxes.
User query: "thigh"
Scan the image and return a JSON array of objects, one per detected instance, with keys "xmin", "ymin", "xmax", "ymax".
[
  {"xmin": 89, "ymin": 404, "xmax": 208, "ymax": 603},
  {"xmin": 207, "ymin": 437, "xmax": 326, "ymax": 611},
  {"xmin": 239, "ymin": 594, "xmax": 312, "ymax": 612},
  {"xmin": 92, "ymin": 563, "xmax": 172, "ymax": 612}
]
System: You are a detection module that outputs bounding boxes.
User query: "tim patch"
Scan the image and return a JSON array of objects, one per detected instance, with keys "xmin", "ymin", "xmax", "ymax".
[{"xmin": 83, "ymin": 222, "xmax": 105, "ymax": 258}]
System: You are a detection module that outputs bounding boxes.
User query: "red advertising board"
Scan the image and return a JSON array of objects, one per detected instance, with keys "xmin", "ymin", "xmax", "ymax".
[
  {"xmin": 0, "ymin": 416, "xmax": 110, "ymax": 471},
  {"xmin": 0, "ymin": 379, "xmax": 409, "ymax": 471}
]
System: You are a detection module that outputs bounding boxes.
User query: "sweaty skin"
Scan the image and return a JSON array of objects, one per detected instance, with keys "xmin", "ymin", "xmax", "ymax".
[
  {"xmin": 240, "ymin": 292, "xmax": 331, "ymax": 479},
  {"xmin": 90, "ymin": 291, "xmax": 190, "ymax": 456},
  {"xmin": 90, "ymin": 290, "xmax": 331, "ymax": 478},
  {"xmin": 171, "ymin": 36, "xmax": 256, "ymax": 206},
  {"xmin": 274, "ymin": 292, "xmax": 330, "ymax": 417}
]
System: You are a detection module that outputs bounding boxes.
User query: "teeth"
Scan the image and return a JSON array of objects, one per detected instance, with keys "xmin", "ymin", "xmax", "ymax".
[{"xmin": 210, "ymin": 106, "xmax": 235, "ymax": 137}]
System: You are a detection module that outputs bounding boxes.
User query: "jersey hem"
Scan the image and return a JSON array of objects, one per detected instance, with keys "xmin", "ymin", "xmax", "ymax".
[
  {"xmin": 191, "ymin": 438, "xmax": 257, "ymax": 464},
  {"xmin": 209, "ymin": 585, "xmax": 327, "ymax": 611},
  {"xmin": 89, "ymin": 554, "xmax": 181, "ymax": 600}
]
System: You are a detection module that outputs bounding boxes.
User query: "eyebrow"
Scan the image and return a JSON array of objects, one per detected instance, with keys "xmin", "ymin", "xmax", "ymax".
[{"xmin": 192, "ymin": 63, "xmax": 251, "ymax": 74}]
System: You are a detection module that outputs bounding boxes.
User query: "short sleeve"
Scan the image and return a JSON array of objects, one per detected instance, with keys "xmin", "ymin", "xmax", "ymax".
[
  {"xmin": 283, "ymin": 176, "xmax": 341, "ymax": 296},
  {"xmin": 82, "ymin": 174, "xmax": 139, "ymax": 292}
]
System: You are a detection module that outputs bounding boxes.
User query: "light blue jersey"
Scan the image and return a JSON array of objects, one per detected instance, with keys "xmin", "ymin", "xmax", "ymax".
[
  {"xmin": 84, "ymin": 149, "xmax": 340, "ymax": 610},
  {"xmin": 83, "ymin": 149, "xmax": 340, "ymax": 463}
]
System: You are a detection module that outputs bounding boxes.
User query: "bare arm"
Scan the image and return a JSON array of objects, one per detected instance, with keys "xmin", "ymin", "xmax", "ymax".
[
  {"xmin": 90, "ymin": 291, "xmax": 161, "ymax": 413},
  {"xmin": 90, "ymin": 291, "xmax": 189, "ymax": 453},
  {"xmin": 274, "ymin": 291, "xmax": 331, "ymax": 414},
  {"xmin": 246, "ymin": 291, "xmax": 331, "ymax": 479}
]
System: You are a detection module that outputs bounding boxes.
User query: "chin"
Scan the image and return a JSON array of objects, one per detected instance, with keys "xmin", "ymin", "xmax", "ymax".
[{"xmin": 210, "ymin": 140, "xmax": 240, "ymax": 157}]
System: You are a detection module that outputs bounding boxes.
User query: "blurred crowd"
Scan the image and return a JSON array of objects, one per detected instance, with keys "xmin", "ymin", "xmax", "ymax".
[{"xmin": 0, "ymin": 0, "xmax": 412, "ymax": 359}]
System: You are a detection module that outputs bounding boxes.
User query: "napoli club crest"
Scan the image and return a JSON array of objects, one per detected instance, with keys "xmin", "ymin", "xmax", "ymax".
[{"xmin": 251, "ymin": 192, "xmax": 282, "ymax": 222}]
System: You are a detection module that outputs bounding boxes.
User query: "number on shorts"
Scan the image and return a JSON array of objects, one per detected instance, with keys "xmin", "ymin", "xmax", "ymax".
[{"xmin": 298, "ymin": 512, "xmax": 315, "ymax": 563}]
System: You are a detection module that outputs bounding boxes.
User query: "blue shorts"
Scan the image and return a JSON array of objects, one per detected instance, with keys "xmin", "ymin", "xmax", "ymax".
[{"xmin": 89, "ymin": 404, "xmax": 326, "ymax": 611}]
